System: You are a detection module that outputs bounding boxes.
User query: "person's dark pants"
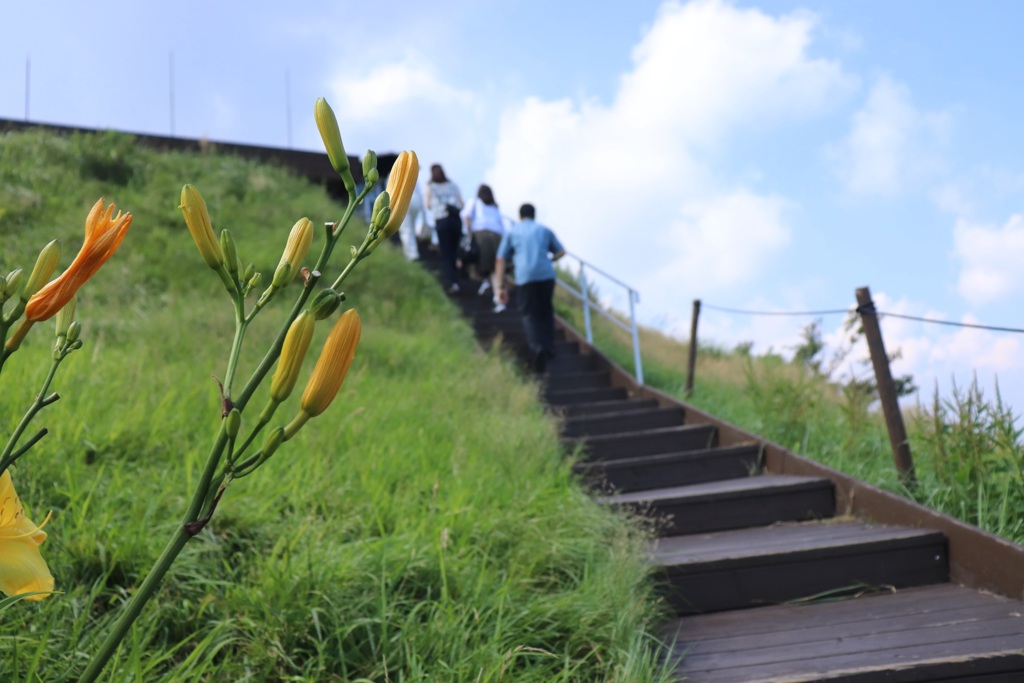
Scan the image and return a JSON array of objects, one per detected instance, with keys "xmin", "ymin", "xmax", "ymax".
[
  {"xmin": 435, "ymin": 215, "xmax": 462, "ymax": 288},
  {"xmin": 516, "ymin": 278, "xmax": 556, "ymax": 370}
]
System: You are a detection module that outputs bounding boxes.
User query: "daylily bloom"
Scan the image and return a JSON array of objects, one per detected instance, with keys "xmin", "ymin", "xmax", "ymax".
[
  {"xmin": 0, "ymin": 470, "xmax": 54, "ymax": 601},
  {"xmin": 284, "ymin": 309, "xmax": 361, "ymax": 438},
  {"xmin": 381, "ymin": 151, "xmax": 420, "ymax": 239},
  {"xmin": 24, "ymin": 199, "xmax": 132, "ymax": 322}
]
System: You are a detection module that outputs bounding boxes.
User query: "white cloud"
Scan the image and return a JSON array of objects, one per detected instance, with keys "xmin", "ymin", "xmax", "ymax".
[
  {"xmin": 830, "ymin": 75, "xmax": 949, "ymax": 196},
  {"xmin": 953, "ymin": 214, "xmax": 1024, "ymax": 305},
  {"xmin": 487, "ymin": 0, "xmax": 853, "ymax": 326},
  {"xmin": 321, "ymin": 55, "xmax": 486, "ymax": 185}
]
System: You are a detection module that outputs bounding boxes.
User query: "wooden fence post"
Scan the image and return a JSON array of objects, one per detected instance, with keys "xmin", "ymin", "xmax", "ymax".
[
  {"xmin": 685, "ymin": 299, "xmax": 700, "ymax": 397},
  {"xmin": 855, "ymin": 286, "xmax": 916, "ymax": 488}
]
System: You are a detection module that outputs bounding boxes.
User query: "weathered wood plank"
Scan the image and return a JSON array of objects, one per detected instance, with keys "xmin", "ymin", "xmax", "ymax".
[
  {"xmin": 573, "ymin": 443, "xmax": 762, "ymax": 492},
  {"xmin": 565, "ymin": 424, "xmax": 717, "ymax": 460},
  {"xmin": 561, "ymin": 406, "xmax": 685, "ymax": 438}
]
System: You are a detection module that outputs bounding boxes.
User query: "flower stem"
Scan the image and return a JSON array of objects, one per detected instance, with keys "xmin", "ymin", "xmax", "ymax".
[
  {"xmin": 0, "ymin": 355, "xmax": 62, "ymax": 475},
  {"xmin": 78, "ymin": 526, "xmax": 191, "ymax": 683}
]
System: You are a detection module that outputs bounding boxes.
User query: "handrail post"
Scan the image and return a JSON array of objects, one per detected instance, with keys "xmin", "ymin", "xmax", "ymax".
[
  {"xmin": 628, "ymin": 289, "xmax": 643, "ymax": 385},
  {"xmin": 855, "ymin": 286, "xmax": 916, "ymax": 489},
  {"xmin": 685, "ymin": 299, "xmax": 700, "ymax": 396},
  {"xmin": 579, "ymin": 263, "xmax": 593, "ymax": 344}
]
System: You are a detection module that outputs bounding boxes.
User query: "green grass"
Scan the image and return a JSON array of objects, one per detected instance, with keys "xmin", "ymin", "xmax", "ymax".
[
  {"xmin": 557, "ymin": 294, "xmax": 1024, "ymax": 545},
  {"xmin": 0, "ymin": 130, "xmax": 675, "ymax": 682}
]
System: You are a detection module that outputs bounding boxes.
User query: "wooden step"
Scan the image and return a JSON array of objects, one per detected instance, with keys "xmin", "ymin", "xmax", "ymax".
[
  {"xmin": 546, "ymin": 386, "xmax": 628, "ymax": 406},
  {"xmin": 666, "ymin": 583, "xmax": 1024, "ymax": 682},
  {"xmin": 574, "ymin": 443, "xmax": 762, "ymax": 493},
  {"xmin": 606, "ymin": 474, "xmax": 835, "ymax": 536},
  {"xmin": 544, "ymin": 353, "xmax": 595, "ymax": 374},
  {"xmin": 561, "ymin": 406, "xmax": 685, "ymax": 438},
  {"xmin": 556, "ymin": 397, "xmax": 660, "ymax": 417},
  {"xmin": 565, "ymin": 424, "xmax": 717, "ymax": 461},
  {"xmin": 544, "ymin": 370, "xmax": 611, "ymax": 393},
  {"xmin": 653, "ymin": 520, "xmax": 948, "ymax": 614}
]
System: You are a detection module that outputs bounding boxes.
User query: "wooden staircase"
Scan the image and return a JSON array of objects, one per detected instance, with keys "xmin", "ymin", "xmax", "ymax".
[{"xmin": 429, "ymin": 260, "xmax": 1024, "ymax": 682}]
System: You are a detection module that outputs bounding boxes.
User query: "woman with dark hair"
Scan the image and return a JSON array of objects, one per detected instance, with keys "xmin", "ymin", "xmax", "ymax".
[
  {"xmin": 462, "ymin": 184, "xmax": 506, "ymax": 309},
  {"xmin": 423, "ymin": 163, "xmax": 464, "ymax": 293}
]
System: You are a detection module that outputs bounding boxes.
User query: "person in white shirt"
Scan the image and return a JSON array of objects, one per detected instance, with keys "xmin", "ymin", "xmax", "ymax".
[
  {"xmin": 462, "ymin": 184, "xmax": 506, "ymax": 305},
  {"xmin": 423, "ymin": 164, "xmax": 464, "ymax": 293}
]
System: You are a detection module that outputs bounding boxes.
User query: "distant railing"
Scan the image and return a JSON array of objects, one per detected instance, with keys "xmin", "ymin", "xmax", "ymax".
[{"xmin": 555, "ymin": 253, "xmax": 644, "ymax": 386}]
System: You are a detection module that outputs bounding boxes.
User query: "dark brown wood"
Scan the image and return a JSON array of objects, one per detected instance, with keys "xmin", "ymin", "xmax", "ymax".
[
  {"xmin": 543, "ymin": 370, "xmax": 611, "ymax": 393},
  {"xmin": 555, "ymin": 397, "xmax": 659, "ymax": 417},
  {"xmin": 573, "ymin": 443, "xmax": 762, "ymax": 493},
  {"xmin": 607, "ymin": 474, "xmax": 835, "ymax": 536},
  {"xmin": 545, "ymin": 386, "xmax": 627, "ymax": 406},
  {"xmin": 565, "ymin": 424, "xmax": 717, "ymax": 461},
  {"xmin": 856, "ymin": 286, "xmax": 916, "ymax": 487},
  {"xmin": 685, "ymin": 299, "xmax": 700, "ymax": 397},
  {"xmin": 669, "ymin": 584, "xmax": 1024, "ymax": 682},
  {"xmin": 654, "ymin": 521, "xmax": 948, "ymax": 614},
  {"xmin": 561, "ymin": 406, "xmax": 684, "ymax": 438},
  {"xmin": 669, "ymin": 584, "xmax": 1024, "ymax": 683}
]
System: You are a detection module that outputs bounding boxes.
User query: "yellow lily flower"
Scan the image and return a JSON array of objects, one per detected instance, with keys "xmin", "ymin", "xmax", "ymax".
[
  {"xmin": 0, "ymin": 470, "xmax": 54, "ymax": 601},
  {"xmin": 381, "ymin": 150, "xmax": 420, "ymax": 239}
]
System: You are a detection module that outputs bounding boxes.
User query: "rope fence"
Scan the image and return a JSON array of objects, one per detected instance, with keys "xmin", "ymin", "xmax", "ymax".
[{"xmin": 686, "ymin": 287, "xmax": 1024, "ymax": 488}]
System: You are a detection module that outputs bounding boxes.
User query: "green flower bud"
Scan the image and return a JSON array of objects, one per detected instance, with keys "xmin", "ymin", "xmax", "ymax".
[
  {"xmin": 5, "ymin": 269, "xmax": 23, "ymax": 299},
  {"xmin": 220, "ymin": 230, "xmax": 239, "ymax": 280},
  {"xmin": 314, "ymin": 97, "xmax": 356, "ymax": 200},
  {"xmin": 247, "ymin": 271, "xmax": 263, "ymax": 292},
  {"xmin": 309, "ymin": 289, "xmax": 342, "ymax": 320},
  {"xmin": 24, "ymin": 240, "xmax": 62, "ymax": 299},
  {"xmin": 371, "ymin": 191, "xmax": 391, "ymax": 228},
  {"xmin": 365, "ymin": 168, "xmax": 379, "ymax": 188},
  {"xmin": 66, "ymin": 320, "xmax": 82, "ymax": 344},
  {"xmin": 262, "ymin": 427, "xmax": 285, "ymax": 459},
  {"xmin": 272, "ymin": 262, "xmax": 293, "ymax": 289},
  {"xmin": 243, "ymin": 262, "xmax": 256, "ymax": 283},
  {"xmin": 55, "ymin": 296, "xmax": 77, "ymax": 339},
  {"xmin": 362, "ymin": 150, "xmax": 377, "ymax": 180},
  {"xmin": 225, "ymin": 409, "xmax": 242, "ymax": 438}
]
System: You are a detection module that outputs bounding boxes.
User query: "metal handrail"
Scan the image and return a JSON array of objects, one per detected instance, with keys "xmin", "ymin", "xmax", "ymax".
[
  {"xmin": 498, "ymin": 214, "xmax": 643, "ymax": 384},
  {"xmin": 555, "ymin": 251, "xmax": 644, "ymax": 386}
]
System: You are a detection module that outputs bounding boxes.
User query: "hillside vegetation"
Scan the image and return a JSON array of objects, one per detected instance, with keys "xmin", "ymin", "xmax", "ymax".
[
  {"xmin": 556, "ymin": 294, "xmax": 1024, "ymax": 545},
  {"xmin": 0, "ymin": 129, "xmax": 673, "ymax": 682}
]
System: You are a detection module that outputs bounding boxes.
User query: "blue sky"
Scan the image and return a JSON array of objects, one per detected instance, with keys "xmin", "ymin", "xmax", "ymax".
[{"xmin": 4, "ymin": 0, "xmax": 1024, "ymax": 410}]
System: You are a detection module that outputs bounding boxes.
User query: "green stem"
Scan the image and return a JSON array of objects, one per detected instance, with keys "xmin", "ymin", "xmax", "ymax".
[
  {"xmin": 222, "ymin": 294, "xmax": 248, "ymax": 399},
  {"xmin": 0, "ymin": 356, "xmax": 62, "ymax": 474},
  {"xmin": 77, "ymin": 526, "xmax": 191, "ymax": 683}
]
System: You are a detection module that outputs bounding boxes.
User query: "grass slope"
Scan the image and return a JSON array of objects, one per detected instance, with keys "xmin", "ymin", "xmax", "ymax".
[{"xmin": 0, "ymin": 130, "xmax": 673, "ymax": 681}]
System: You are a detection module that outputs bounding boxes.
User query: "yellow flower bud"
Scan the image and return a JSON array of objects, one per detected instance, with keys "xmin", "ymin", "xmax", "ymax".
[
  {"xmin": 23, "ymin": 240, "xmax": 62, "ymax": 300},
  {"xmin": 277, "ymin": 218, "xmax": 314, "ymax": 279},
  {"xmin": 179, "ymin": 184, "xmax": 224, "ymax": 269},
  {"xmin": 381, "ymin": 150, "xmax": 420, "ymax": 239},
  {"xmin": 270, "ymin": 311, "xmax": 316, "ymax": 403},
  {"xmin": 314, "ymin": 98, "xmax": 356, "ymax": 199},
  {"xmin": 299, "ymin": 309, "xmax": 361, "ymax": 418}
]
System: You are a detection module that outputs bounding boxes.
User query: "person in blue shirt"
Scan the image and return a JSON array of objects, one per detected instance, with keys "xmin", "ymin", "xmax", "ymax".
[{"xmin": 495, "ymin": 203, "xmax": 566, "ymax": 372}]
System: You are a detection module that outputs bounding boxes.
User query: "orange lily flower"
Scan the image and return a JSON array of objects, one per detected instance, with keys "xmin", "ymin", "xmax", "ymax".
[{"xmin": 25, "ymin": 198, "xmax": 132, "ymax": 322}]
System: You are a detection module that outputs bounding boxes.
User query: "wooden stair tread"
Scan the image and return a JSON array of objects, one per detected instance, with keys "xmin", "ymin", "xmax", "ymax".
[
  {"xmin": 607, "ymin": 474, "xmax": 830, "ymax": 506},
  {"xmin": 653, "ymin": 519, "xmax": 944, "ymax": 567},
  {"xmin": 667, "ymin": 585, "xmax": 1024, "ymax": 683},
  {"xmin": 555, "ymin": 397, "xmax": 659, "ymax": 416}
]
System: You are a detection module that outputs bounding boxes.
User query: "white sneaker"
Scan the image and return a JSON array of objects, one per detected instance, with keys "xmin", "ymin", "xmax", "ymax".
[
  {"xmin": 477, "ymin": 280, "xmax": 491, "ymax": 295},
  {"xmin": 493, "ymin": 303, "xmax": 506, "ymax": 313}
]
